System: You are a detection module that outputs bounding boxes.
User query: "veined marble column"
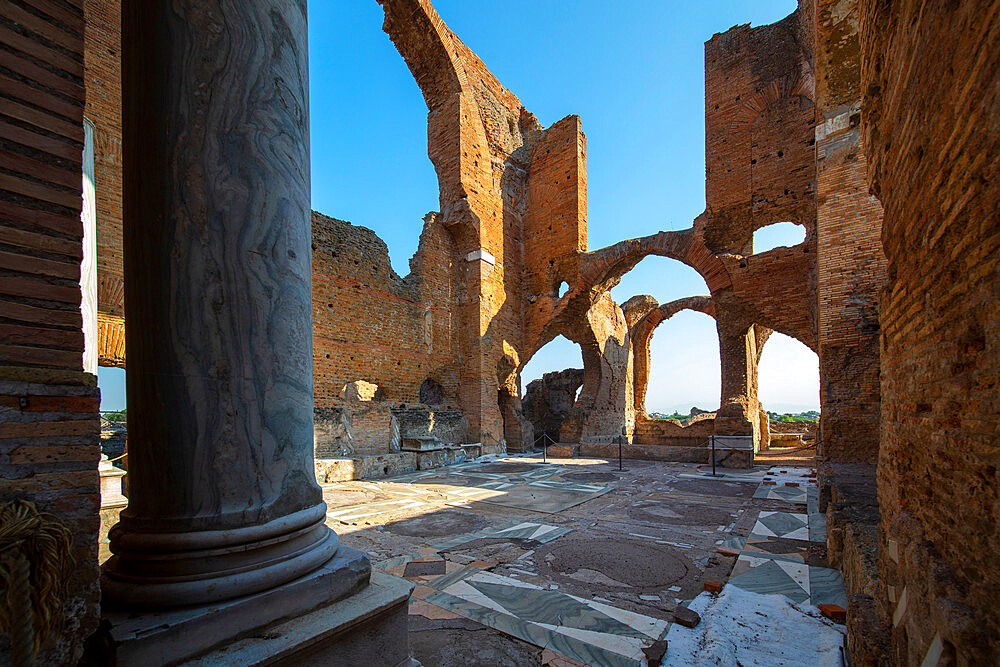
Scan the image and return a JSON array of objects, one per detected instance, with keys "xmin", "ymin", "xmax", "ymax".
[{"xmin": 104, "ymin": 0, "xmax": 340, "ymax": 607}]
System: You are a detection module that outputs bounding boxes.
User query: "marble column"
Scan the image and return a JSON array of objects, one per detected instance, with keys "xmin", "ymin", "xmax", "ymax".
[{"xmin": 104, "ymin": 0, "xmax": 340, "ymax": 607}]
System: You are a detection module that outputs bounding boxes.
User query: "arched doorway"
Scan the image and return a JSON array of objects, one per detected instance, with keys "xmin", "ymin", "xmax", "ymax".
[{"xmin": 518, "ymin": 335, "xmax": 585, "ymax": 448}]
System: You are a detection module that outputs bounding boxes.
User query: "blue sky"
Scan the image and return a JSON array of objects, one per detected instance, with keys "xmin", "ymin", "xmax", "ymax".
[{"xmin": 98, "ymin": 0, "xmax": 819, "ymax": 414}]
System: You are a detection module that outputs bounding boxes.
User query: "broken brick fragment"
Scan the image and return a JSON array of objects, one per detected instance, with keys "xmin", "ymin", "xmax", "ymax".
[
  {"xmin": 703, "ymin": 579, "xmax": 723, "ymax": 594},
  {"xmin": 818, "ymin": 604, "xmax": 847, "ymax": 623},
  {"xmin": 672, "ymin": 605, "xmax": 701, "ymax": 628}
]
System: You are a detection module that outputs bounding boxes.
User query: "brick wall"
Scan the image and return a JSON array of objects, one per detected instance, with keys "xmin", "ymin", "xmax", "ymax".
[
  {"xmin": 83, "ymin": 0, "xmax": 124, "ymax": 367},
  {"xmin": 701, "ymin": 3, "xmax": 819, "ymax": 444},
  {"xmin": 0, "ymin": 0, "xmax": 100, "ymax": 661},
  {"xmin": 311, "ymin": 211, "xmax": 462, "ymax": 408},
  {"xmin": 861, "ymin": 0, "xmax": 1000, "ymax": 661},
  {"xmin": 814, "ymin": 0, "xmax": 886, "ymax": 464}
]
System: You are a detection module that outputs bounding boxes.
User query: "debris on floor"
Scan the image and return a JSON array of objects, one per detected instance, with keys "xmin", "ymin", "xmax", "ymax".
[{"xmin": 663, "ymin": 586, "xmax": 846, "ymax": 666}]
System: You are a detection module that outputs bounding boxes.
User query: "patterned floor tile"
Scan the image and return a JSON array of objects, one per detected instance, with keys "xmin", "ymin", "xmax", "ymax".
[
  {"xmin": 728, "ymin": 558, "xmax": 810, "ymax": 604},
  {"xmin": 421, "ymin": 569, "xmax": 668, "ymax": 667},
  {"xmin": 808, "ymin": 566, "xmax": 848, "ymax": 608},
  {"xmin": 744, "ymin": 535, "xmax": 810, "ymax": 561},
  {"xmin": 753, "ymin": 484, "xmax": 808, "ymax": 503},
  {"xmin": 753, "ymin": 511, "xmax": 810, "ymax": 540}
]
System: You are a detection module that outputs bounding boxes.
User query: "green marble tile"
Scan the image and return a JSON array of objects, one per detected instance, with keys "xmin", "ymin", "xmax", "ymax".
[
  {"xmin": 425, "ymin": 565, "xmax": 480, "ymax": 590},
  {"xmin": 424, "ymin": 590, "xmax": 643, "ymax": 667},
  {"xmin": 728, "ymin": 559, "xmax": 810, "ymax": 604},
  {"xmin": 808, "ymin": 566, "xmax": 848, "ymax": 608},
  {"xmin": 809, "ymin": 512, "xmax": 827, "ymax": 543}
]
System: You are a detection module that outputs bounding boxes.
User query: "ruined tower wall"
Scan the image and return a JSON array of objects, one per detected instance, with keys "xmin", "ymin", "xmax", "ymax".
[
  {"xmin": 83, "ymin": 0, "xmax": 125, "ymax": 367},
  {"xmin": 704, "ymin": 7, "xmax": 817, "ymax": 254},
  {"xmin": 861, "ymin": 0, "xmax": 1000, "ymax": 661},
  {"xmin": 703, "ymin": 5, "xmax": 818, "ymax": 444},
  {"xmin": 0, "ymin": 1, "xmax": 101, "ymax": 661},
  {"xmin": 814, "ymin": 0, "xmax": 886, "ymax": 464},
  {"xmin": 311, "ymin": 211, "xmax": 461, "ymax": 406}
]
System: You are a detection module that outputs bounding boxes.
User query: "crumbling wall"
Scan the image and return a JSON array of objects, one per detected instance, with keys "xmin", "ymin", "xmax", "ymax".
[
  {"xmin": 0, "ymin": 1, "xmax": 101, "ymax": 662},
  {"xmin": 380, "ymin": 0, "xmax": 590, "ymax": 449},
  {"xmin": 861, "ymin": 0, "xmax": 1000, "ymax": 662},
  {"xmin": 814, "ymin": 0, "xmax": 886, "ymax": 463},
  {"xmin": 703, "ymin": 3, "xmax": 818, "ymax": 443},
  {"xmin": 311, "ymin": 211, "xmax": 461, "ymax": 406}
]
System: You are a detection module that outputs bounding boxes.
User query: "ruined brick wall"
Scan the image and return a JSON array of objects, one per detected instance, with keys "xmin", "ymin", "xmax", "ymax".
[
  {"xmin": 0, "ymin": 1, "xmax": 101, "ymax": 661},
  {"xmin": 814, "ymin": 0, "xmax": 885, "ymax": 464},
  {"xmin": 702, "ymin": 2, "xmax": 818, "ymax": 445},
  {"xmin": 83, "ymin": 0, "xmax": 124, "ymax": 367},
  {"xmin": 311, "ymin": 211, "xmax": 462, "ymax": 407},
  {"xmin": 861, "ymin": 0, "xmax": 1000, "ymax": 661}
]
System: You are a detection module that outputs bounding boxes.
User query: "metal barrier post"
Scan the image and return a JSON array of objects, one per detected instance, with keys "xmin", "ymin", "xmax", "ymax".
[{"xmin": 711, "ymin": 435, "xmax": 717, "ymax": 476}]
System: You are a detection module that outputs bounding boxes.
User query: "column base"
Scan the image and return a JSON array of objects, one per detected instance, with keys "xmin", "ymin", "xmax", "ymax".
[
  {"xmin": 102, "ymin": 545, "xmax": 376, "ymax": 664},
  {"xmin": 186, "ymin": 572, "xmax": 415, "ymax": 666}
]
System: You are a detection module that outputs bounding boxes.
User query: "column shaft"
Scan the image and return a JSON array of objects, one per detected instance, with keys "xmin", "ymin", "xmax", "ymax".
[{"xmin": 104, "ymin": 0, "xmax": 339, "ymax": 607}]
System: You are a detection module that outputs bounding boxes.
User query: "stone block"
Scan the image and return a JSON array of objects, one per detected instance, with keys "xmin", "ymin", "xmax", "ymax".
[
  {"xmin": 703, "ymin": 579, "xmax": 723, "ymax": 594},
  {"xmin": 546, "ymin": 444, "xmax": 578, "ymax": 458},
  {"xmin": 416, "ymin": 449, "xmax": 447, "ymax": 470},
  {"xmin": 187, "ymin": 572, "xmax": 413, "ymax": 666},
  {"xmin": 104, "ymin": 546, "xmax": 373, "ymax": 665}
]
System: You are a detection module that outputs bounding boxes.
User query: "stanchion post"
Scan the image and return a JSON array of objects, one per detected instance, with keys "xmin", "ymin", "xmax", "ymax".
[{"xmin": 711, "ymin": 435, "xmax": 717, "ymax": 476}]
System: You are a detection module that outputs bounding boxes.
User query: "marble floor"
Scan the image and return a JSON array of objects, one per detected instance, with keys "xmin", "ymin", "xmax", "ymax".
[{"xmin": 322, "ymin": 457, "xmax": 846, "ymax": 666}]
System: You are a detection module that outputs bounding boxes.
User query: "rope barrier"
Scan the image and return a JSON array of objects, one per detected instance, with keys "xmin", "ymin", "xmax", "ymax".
[{"xmin": 0, "ymin": 501, "xmax": 74, "ymax": 666}]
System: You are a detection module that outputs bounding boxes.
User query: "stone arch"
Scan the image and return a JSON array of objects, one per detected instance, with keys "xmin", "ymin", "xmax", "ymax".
[{"xmin": 629, "ymin": 296, "xmax": 716, "ymax": 417}]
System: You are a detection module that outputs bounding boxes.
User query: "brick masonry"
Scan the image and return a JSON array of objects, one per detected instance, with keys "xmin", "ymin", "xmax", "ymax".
[
  {"xmin": 0, "ymin": 0, "xmax": 101, "ymax": 662},
  {"xmin": 861, "ymin": 0, "xmax": 1000, "ymax": 662},
  {"xmin": 83, "ymin": 0, "xmax": 124, "ymax": 367}
]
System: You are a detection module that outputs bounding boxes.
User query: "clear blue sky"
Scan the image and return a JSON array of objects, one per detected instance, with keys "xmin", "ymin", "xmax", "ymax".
[{"xmin": 98, "ymin": 0, "xmax": 819, "ymax": 414}]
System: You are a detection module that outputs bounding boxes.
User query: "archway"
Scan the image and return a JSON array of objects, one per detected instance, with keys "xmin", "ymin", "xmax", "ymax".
[
  {"xmin": 757, "ymin": 332, "xmax": 820, "ymax": 446},
  {"xmin": 518, "ymin": 335, "xmax": 585, "ymax": 448},
  {"xmin": 610, "ymin": 255, "xmax": 711, "ymax": 308},
  {"xmin": 645, "ymin": 310, "xmax": 721, "ymax": 418}
]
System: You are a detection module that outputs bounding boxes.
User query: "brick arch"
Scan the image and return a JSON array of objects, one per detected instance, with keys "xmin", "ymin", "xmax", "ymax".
[
  {"xmin": 729, "ymin": 73, "xmax": 813, "ymax": 130},
  {"xmin": 630, "ymin": 296, "xmax": 716, "ymax": 416},
  {"xmin": 577, "ymin": 227, "xmax": 732, "ymax": 297}
]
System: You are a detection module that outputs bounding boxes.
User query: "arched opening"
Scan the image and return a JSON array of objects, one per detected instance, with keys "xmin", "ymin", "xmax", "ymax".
[
  {"xmin": 308, "ymin": 4, "xmax": 438, "ymax": 276},
  {"xmin": 645, "ymin": 310, "xmax": 721, "ymax": 418},
  {"xmin": 610, "ymin": 255, "xmax": 710, "ymax": 307},
  {"xmin": 752, "ymin": 221, "xmax": 806, "ymax": 254},
  {"xmin": 757, "ymin": 332, "xmax": 819, "ymax": 446},
  {"xmin": 519, "ymin": 335, "xmax": 584, "ymax": 447}
]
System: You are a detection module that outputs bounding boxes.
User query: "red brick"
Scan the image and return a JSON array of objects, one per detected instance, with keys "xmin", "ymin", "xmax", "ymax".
[
  {"xmin": 24, "ymin": 395, "xmax": 100, "ymax": 413},
  {"xmin": 703, "ymin": 579, "xmax": 724, "ymax": 594}
]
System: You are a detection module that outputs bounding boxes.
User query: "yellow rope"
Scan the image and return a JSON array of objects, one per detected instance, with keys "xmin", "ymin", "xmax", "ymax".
[
  {"xmin": 0, "ymin": 500, "xmax": 75, "ymax": 663},
  {"xmin": 106, "ymin": 452, "xmax": 127, "ymax": 463}
]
